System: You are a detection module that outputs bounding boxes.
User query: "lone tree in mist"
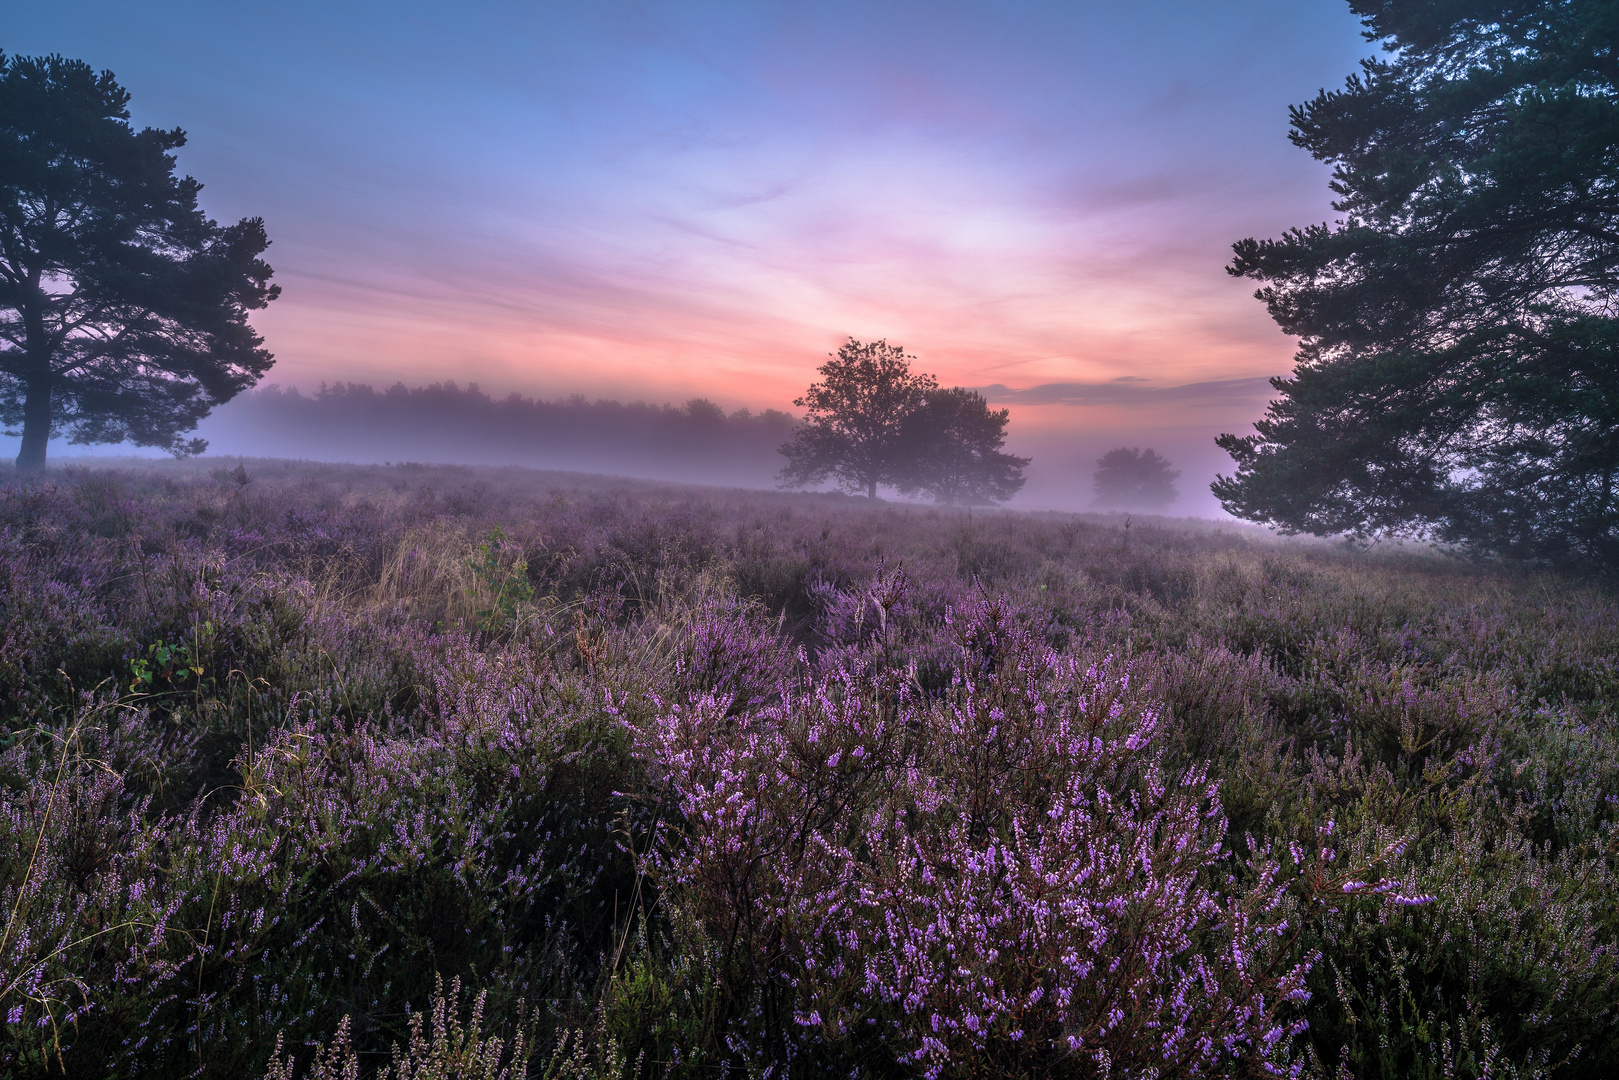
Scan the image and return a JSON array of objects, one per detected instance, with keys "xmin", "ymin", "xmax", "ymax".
[
  {"xmin": 896, "ymin": 386, "xmax": 1029, "ymax": 505},
  {"xmin": 1092, "ymin": 447, "xmax": 1178, "ymax": 511},
  {"xmin": 779, "ymin": 338, "xmax": 938, "ymax": 498},
  {"xmin": 1215, "ymin": 0, "xmax": 1619, "ymax": 568},
  {"xmin": 779, "ymin": 338, "xmax": 1030, "ymax": 503},
  {"xmin": 0, "ymin": 53, "xmax": 279, "ymax": 472}
]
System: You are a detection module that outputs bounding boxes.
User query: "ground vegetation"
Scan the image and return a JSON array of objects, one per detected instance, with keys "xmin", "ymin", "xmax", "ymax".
[{"xmin": 0, "ymin": 458, "xmax": 1615, "ymax": 1078}]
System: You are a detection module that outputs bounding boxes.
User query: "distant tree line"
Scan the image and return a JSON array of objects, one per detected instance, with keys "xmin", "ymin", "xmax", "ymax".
[{"xmin": 203, "ymin": 381, "xmax": 797, "ymax": 487}]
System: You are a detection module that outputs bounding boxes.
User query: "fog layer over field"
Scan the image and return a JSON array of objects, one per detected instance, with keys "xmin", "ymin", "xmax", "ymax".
[
  {"xmin": 2, "ymin": 380, "xmax": 1259, "ymax": 515},
  {"xmin": 195, "ymin": 383, "xmax": 800, "ymax": 491}
]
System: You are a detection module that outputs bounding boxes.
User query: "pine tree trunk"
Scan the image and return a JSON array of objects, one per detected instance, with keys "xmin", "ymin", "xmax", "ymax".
[
  {"xmin": 867, "ymin": 477, "xmax": 877, "ymax": 499},
  {"xmin": 16, "ymin": 287, "xmax": 51, "ymax": 473},
  {"xmin": 15, "ymin": 376, "xmax": 50, "ymax": 473}
]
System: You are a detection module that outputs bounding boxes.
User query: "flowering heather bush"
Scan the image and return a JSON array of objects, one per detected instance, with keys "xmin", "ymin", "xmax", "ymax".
[
  {"xmin": 0, "ymin": 640, "xmax": 637, "ymax": 1074},
  {"xmin": 647, "ymin": 588, "xmax": 1444, "ymax": 1078},
  {"xmin": 0, "ymin": 460, "xmax": 1617, "ymax": 1078}
]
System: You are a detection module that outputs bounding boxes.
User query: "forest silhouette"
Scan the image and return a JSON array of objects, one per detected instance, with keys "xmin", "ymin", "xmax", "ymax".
[{"xmin": 208, "ymin": 381, "xmax": 797, "ymax": 487}]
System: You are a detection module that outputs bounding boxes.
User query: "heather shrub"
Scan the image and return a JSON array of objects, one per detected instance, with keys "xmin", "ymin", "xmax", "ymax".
[
  {"xmin": 643, "ymin": 588, "xmax": 1429, "ymax": 1078},
  {"xmin": 263, "ymin": 976, "xmax": 534, "ymax": 1080},
  {"xmin": 1, "ymin": 635, "xmax": 640, "ymax": 1075},
  {"xmin": 1284, "ymin": 738, "xmax": 1619, "ymax": 1078},
  {"xmin": 2, "ymin": 460, "xmax": 1618, "ymax": 1079},
  {"xmin": 0, "ymin": 534, "xmax": 125, "ymax": 722}
]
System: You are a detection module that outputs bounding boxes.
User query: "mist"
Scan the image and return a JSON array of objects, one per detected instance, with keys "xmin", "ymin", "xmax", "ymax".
[
  {"xmin": 181, "ymin": 382, "xmax": 796, "ymax": 489},
  {"xmin": 194, "ymin": 382, "xmax": 1248, "ymax": 516},
  {"xmin": 1, "ymin": 380, "xmax": 1250, "ymax": 517}
]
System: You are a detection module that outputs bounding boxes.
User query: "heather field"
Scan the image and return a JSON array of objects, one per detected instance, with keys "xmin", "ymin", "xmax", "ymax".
[{"xmin": 3, "ymin": 460, "xmax": 1617, "ymax": 1079}]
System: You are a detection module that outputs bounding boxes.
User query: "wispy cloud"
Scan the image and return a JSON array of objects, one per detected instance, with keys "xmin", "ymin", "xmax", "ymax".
[
  {"xmin": 978, "ymin": 377, "xmax": 1277, "ymax": 409},
  {"xmin": 12, "ymin": 0, "xmax": 1368, "ymax": 436}
]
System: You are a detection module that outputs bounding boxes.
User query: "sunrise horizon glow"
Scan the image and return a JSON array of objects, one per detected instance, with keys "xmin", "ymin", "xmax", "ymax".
[{"xmin": 8, "ymin": 0, "xmax": 1375, "ymax": 512}]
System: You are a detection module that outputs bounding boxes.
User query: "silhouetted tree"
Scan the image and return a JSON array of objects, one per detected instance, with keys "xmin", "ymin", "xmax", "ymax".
[
  {"xmin": 1093, "ymin": 447, "xmax": 1179, "ymax": 511},
  {"xmin": 683, "ymin": 397, "xmax": 727, "ymax": 426},
  {"xmin": 1215, "ymin": 1, "xmax": 1619, "ymax": 567},
  {"xmin": 0, "ymin": 53, "xmax": 279, "ymax": 471},
  {"xmin": 779, "ymin": 338, "xmax": 937, "ymax": 498},
  {"xmin": 896, "ymin": 387, "xmax": 1029, "ymax": 505}
]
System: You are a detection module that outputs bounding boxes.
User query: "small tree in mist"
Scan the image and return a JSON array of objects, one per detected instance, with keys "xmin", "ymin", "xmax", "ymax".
[
  {"xmin": 1092, "ymin": 447, "xmax": 1179, "ymax": 511},
  {"xmin": 0, "ymin": 53, "xmax": 279, "ymax": 472},
  {"xmin": 895, "ymin": 386, "xmax": 1029, "ymax": 505},
  {"xmin": 779, "ymin": 338, "xmax": 937, "ymax": 498}
]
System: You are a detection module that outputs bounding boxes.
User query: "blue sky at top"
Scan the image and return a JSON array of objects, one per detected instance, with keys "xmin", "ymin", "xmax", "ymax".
[{"xmin": 8, "ymin": 1, "xmax": 1375, "ymax": 508}]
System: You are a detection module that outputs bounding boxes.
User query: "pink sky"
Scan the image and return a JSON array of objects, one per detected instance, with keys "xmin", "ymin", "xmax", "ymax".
[
  {"xmin": 15, "ymin": 0, "xmax": 1374, "ymax": 509},
  {"xmin": 249, "ymin": 147, "xmax": 1304, "ymax": 433}
]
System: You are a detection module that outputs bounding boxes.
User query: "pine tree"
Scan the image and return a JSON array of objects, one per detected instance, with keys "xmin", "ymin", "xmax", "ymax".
[
  {"xmin": 1216, "ymin": 1, "xmax": 1619, "ymax": 567},
  {"xmin": 0, "ymin": 53, "xmax": 279, "ymax": 471}
]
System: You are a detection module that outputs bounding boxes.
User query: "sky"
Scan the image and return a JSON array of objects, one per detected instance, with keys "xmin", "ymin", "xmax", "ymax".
[{"xmin": 8, "ymin": 0, "xmax": 1374, "ymax": 512}]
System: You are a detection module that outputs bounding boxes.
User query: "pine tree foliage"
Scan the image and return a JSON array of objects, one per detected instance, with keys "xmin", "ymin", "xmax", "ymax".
[
  {"xmin": 1215, "ymin": 0, "xmax": 1619, "ymax": 567},
  {"xmin": 0, "ymin": 53, "xmax": 279, "ymax": 471}
]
